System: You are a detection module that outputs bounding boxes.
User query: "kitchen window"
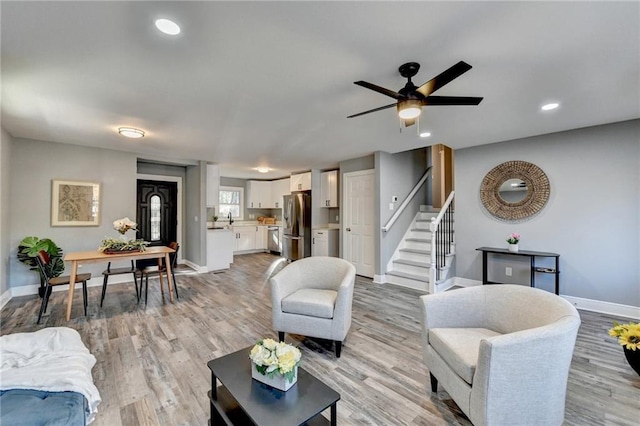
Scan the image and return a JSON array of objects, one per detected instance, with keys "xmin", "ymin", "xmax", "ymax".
[{"xmin": 219, "ymin": 186, "xmax": 244, "ymax": 220}]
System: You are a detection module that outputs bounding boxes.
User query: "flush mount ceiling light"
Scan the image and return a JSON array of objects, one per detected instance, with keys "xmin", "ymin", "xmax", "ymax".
[
  {"xmin": 541, "ymin": 102, "xmax": 560, "ymax": 111},
  {"xmin": 155, "ymin": 18, "xmax": 180, "ymax": 35},
  {"xmin": 419, "ymin": 131, "xmax": 431, "ymax": 138},
  {"xmin": 256, "ymin": 167, "xmax": 270, "ymax": 173},
  {"xmin": 118, "ymin": 127, "xmax": 145, "ymax": 138},
  {"xmin": 397, "ymin": 99, "xmax": 422, "ymax": 120}
]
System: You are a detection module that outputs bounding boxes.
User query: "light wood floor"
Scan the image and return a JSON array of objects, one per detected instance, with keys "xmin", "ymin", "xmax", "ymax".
[{"xmin": 1, "ymin": 253, "xmax": 639, "ymax": 425}]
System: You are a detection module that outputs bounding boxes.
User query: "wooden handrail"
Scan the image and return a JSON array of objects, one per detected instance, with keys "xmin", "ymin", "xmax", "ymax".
[{"xmin": 381, "ymin": 167, "xmax": 431, "ymax": 233}]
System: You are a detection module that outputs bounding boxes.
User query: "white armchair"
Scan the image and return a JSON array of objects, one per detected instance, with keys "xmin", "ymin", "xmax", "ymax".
[
  {"xmin": 270, "ymin": 256, "xmax": 356, "ymax": 357},
  {"xmin": 420, "ymin": 284, "xmax": 580, "ymax": 426}
]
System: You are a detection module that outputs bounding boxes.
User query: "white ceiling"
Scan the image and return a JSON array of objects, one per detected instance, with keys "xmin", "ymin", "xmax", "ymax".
[{"xmin": 2, "ymin": 1, "xmax": 639, "ymax": 179}]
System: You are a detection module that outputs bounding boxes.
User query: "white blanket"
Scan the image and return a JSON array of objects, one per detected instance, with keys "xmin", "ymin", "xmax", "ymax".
[{"xmin": 0, "ymin": 327, "xmax": 102, "ymax": 424}]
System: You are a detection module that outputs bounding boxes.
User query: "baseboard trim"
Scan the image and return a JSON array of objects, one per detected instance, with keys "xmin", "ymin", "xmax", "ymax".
[
  {"xmin": 0, "ymin": 289, "xmax": 12, "ymax": 309},
  {"xmin": 183, "ymin": 259, "xmax": 207, "ymax": 273},
  {"xmin": 373, "ymin": 274, "xmax": 386, "ymax": 284},
  {"xmin": 452, "ymin": 277, "xmax": 482, "ymax": 288},
  {"xmin": 561, "ymin": 295, "xmax": 639, "ymax": 320}
]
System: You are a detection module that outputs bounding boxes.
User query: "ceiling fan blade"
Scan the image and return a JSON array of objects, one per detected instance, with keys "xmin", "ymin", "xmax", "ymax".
[
  {"xmin": 347, "ymin": 102, "xmax": 397, "ymax": 118},
  {"xmin": 422, "ymin": 96, "xmax": 483, "ymax": 106},
  {"xmin": 416, "ymin": 61, "xmax": 473, "ymax": 97},
  {"xmin": 404, "ymin": 119, "xmax": 416, "ymax": 127},
  {"xmin": 354, "ymin": 81, "xmax": 401, "ymax": 99}
]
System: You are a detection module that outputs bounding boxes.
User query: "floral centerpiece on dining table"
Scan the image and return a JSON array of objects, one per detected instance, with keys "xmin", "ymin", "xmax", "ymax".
[
  {"xmin": 98, "ymin": 217, "xmax": 149, "ymax": 253},
  {"xmin": 249, "ymin": 338, "xmax": 302, "ymax": 391}
]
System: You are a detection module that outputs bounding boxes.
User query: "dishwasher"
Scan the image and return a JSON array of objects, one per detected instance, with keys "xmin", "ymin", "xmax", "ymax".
[{"xmin": 267, "ymin": 226, "xmax": 281, "ymax": 254}]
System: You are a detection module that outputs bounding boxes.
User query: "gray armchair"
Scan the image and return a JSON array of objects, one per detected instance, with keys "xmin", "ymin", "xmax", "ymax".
[
  {"xmin": 270, "ymin": 256, "xmax": 356, "ymax": 357},
  {"xmin": 420, "ymin": 284, "xmax": 580, "ymax": 426}
]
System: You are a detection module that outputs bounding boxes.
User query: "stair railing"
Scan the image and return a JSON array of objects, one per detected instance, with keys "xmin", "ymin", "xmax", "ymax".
[
  {"xmin": 381, "ymin": 167, "xmax": 432, "ymax": 233},
  {"xmin": 430, "ymin": 191, "xmax": 455, "ymax": 288}
]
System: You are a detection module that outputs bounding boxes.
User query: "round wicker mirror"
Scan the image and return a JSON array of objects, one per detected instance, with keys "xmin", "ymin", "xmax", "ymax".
[{"xmin": 480, "ymin": 161, "xmax": 550, "ymax": 221}]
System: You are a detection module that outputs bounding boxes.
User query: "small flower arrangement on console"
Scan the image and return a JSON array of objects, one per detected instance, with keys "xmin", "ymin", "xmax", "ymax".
[
  {"xmin": 249, "ymin": 338, "xmax": 301, "ymax": 390},
  {"xmin": 506, "ymin": 232, "xmax": 520, "ymax": 245}
]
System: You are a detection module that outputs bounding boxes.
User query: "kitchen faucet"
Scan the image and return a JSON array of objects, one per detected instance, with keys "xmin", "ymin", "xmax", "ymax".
[{"xmin": 228, "ymin": 212, "xmax": 234, "ymax": 225}]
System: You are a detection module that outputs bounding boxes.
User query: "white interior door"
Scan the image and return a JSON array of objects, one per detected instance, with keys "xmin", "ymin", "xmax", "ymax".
[{"xmin": 343, "ymin": 169, "xmax": 375, "ymax": 277}]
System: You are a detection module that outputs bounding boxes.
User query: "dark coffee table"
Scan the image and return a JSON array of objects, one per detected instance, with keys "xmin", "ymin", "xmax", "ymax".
[{"xmin": 207, "ymin": 347, "xmax": 340, "ymax": 425}]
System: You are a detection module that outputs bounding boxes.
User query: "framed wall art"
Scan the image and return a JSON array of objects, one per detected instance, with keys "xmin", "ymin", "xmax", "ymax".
[{"xmin": 51, "ymin": 179, "xmax": 101, "ymax": 226}]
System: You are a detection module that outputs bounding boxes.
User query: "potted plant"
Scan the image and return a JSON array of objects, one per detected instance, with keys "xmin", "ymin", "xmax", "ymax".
[
  {"xmin": 17, "ymin": 236, "xmax": 65, "ymax": 296},
  {"xmin": 609, "ymin": 321, "xmax": 640, "ymax": 375}
]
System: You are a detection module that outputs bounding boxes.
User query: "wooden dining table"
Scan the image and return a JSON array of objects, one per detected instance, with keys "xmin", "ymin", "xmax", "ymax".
[{"xmin": 63, "ymin": 246, "xmax": 176, "ymax": 321}]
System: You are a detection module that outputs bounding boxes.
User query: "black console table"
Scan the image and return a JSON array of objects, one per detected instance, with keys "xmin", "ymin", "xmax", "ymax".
[{"xmin": 476, "ymin": 247, "xmax": 560, "ymax": 295}]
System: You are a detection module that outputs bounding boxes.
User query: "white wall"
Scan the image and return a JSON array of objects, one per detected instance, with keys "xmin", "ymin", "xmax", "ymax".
[
  {"xmin": 9, "ymin": 138, "xmax": 137, "ymax": 288},
  {"xmin": 0, "ymin": 128, "xmax": 12, "ymax": 299},
  {"xmin": 455, "ymin": 120, "xmax": 639, "ymax": 307}
]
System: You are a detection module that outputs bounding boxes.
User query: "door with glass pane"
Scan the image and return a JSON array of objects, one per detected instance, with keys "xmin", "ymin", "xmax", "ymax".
[{"xmin": 136, "ymin": 180, "xmax": 177, "ymax": 247}]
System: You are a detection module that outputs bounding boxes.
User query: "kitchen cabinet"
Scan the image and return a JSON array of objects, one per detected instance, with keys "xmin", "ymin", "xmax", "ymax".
[
  {"xmin": 206, "ymin": 164, "xmax": 220, "ymax": 207},
  {"xmin": 320, "ymin": 170, "xmax": 338, "ymax": 208},
  {"xmin": 247, "ymin": 181, "xmax": 272, "ymax": 209},
  {"xmin": 207, "ymin": 228, "xmax": 234, "ymax": 271},
  {"xmin": 233, "ymin": 225, "xmax": 257, "ymax": 252},
  {"xmin": 271, "ymin": 178, "xmax": 290, "ymax": 209},
  {"xmin": 312, "ymin": 229, "xmax": 339, "ymax": 257},
  {"xmin": 256, "ymin": 226, "xmax": 268, "ymax": 250},
  {"xmin": 290, "ymin": 172, "xmax": 311, "ymax": 192}
]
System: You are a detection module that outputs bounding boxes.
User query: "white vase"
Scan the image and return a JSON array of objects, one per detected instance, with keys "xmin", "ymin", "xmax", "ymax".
[
  {"xmin": 508, "ymin": 243, "xmax": 519, "ymax": 253},
  {"xmin": 251, "ymin": 364, "xmax": 297, "ymax": 391}
]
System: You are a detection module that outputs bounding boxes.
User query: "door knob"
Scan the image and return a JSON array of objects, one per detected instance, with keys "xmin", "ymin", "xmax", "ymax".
[{"xmin": 346, "ymin": 228, "xmax": 351, "ymax": 232}]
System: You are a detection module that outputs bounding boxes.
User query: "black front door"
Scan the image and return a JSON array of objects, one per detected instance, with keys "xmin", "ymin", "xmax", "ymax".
[{"xmin": 136, "ymin": 180, "xmax": 177, "ymax": 247}]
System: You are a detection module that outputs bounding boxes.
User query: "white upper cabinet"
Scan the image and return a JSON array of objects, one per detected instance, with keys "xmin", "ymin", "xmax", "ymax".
[
  {"xmin": 290, "ymin": 172, "xmax": 311, "ymax": 192},
  {"xmin": 206, "ymin": 164, "xmax": 220, "ymax": 208},
  {"xmin": 246, "ymin": 180, "xmax": 272, "ymax": 209},
  {"xmin": 320, "ymin": 170, "xmax": 338, "ymax": 208},
  {"xmin": 271, "ymin": 178, "xmax": 290, "ymax": 209}
]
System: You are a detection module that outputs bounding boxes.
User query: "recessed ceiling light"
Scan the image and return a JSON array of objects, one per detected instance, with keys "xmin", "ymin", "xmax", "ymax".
[
  {"xmin": 155, "ymin": 18, "xmax": 180, "ymax": 35},
  {"xmin": 118, "ymin": 127, "xmax": 145, "ymax": 138},
  {"xmin": 541, "ymin": 102, "xmax": 559, "ymax": 111},
  {"xmin": 256, "ymin": 167, "xmax": 270, "ymax": 173},
  {"xmin": 419, "ymin": 132, "xmax": 431, "ymax": 138}
]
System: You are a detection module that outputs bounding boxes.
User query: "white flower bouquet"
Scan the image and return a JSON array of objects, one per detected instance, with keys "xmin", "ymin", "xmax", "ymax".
[
  {"xmin": 249, "ymin": 338, "xmax": 301, "ymax": 384},
  {"xmin": 113, "ymin": 217, "xmax": 137, "ymax": 235}
]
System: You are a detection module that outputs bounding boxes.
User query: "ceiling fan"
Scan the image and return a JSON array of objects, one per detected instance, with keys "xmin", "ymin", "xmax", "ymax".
[{"xmin": 348, "ymin": 61, "xmax": 483, "ymax": 127}]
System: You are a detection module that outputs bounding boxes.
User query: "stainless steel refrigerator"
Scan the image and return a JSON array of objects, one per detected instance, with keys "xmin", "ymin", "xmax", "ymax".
[{"xmin": 282, "ymin": 193, "xmax": 311, "ymax": 261}]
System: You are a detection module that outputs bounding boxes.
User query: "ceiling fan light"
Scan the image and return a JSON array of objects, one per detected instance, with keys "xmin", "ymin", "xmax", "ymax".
[
  {"xmin": 398, "ymin": 100, "xmax": 422, "ymax": 120},
  {"xmin": 155, "ymin": 18, "xmax": 181, "ymax": 35},
  {"xmin": 118, "ymin": 127, "xmax": 145, "ymax": 138},
  {"xmin": 256, "ymin": 167, "xmax": 270, "ymax": 173}
]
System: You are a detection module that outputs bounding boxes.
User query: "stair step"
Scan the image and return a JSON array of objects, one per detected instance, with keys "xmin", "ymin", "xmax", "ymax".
[
  {"xmin": 393, "ymin": 258, "xmax": 431, "ymax": 268},
  {"xmin": 406, "ymin": 238, "xmax": 430, "ymax": 243},
  {"xmin": 386, "ymin": 270, "xmax": 429, "ymax": 283},
  {"xmin": 400, "ymin": 248, "xmax": 430, "ymax": 255}
]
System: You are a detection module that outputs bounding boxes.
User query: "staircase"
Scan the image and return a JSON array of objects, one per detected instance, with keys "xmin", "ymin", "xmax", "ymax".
[{"xmin": 385, "ymin": 204, "xmax": 455, "ymax": 293}]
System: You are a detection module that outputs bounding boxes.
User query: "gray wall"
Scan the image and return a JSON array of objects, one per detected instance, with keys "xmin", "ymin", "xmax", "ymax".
[
  {"xmin": 137, "ymin": 161, "xmax": 187, "ymax": 178},
  {"xmin": 455, "ymin": 119, "xmax": 639, "ymax": 306},
  {"xmin": 8, "ymin": 138, "xmax": 137, "ymax": 288},
  {"xmin": 185, "ymin": 162, "xmax": 206, "ymax": 266},
  {"xmin": 0, "ymin": 128, "xmax": 12, "ymax": 297},
  {"xmin": 376, "ymin": 148, "xmax": 428, "ymax": 275}
]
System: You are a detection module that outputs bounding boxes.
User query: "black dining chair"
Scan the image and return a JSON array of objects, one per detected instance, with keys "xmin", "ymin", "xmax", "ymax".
[
  {"xmin": 100, "ymin": 260, "xmax": 140, "ymax": 307},
  {"xmin": 139, "ymin": 242, "xmax": 180, "ymax": 304},
  {"xmin": 35, "ymin": 250, "xmax": 91, "ymax": 324}
]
